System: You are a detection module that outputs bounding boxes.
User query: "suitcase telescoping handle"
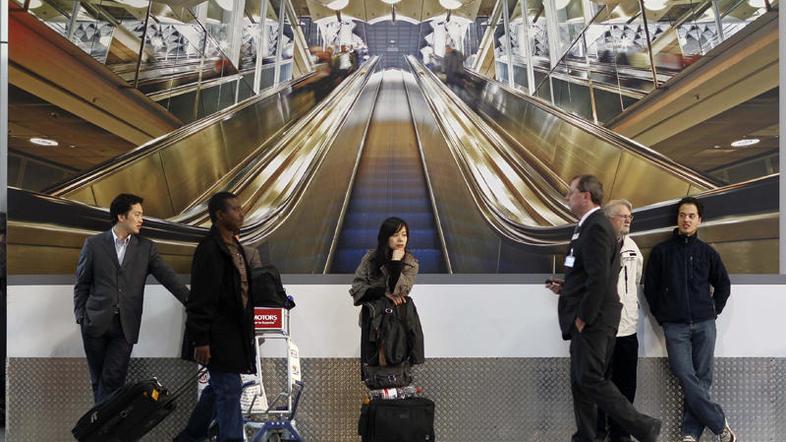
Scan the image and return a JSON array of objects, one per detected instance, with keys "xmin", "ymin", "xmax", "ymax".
[{"xmin": 166, "ymin": 367, "xmax": 208, "ymax": 403}]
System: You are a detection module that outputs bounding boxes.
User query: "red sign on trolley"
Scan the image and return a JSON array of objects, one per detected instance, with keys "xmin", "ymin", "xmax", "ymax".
[{"xmin": 254, "ymin": 307, "xmax": 286, "ymax": 332}]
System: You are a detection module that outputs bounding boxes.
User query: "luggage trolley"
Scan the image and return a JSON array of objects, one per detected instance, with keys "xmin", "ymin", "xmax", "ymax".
[{"xmin": 243, "ymin": 306, "xmax": 304, "ymax": 442}]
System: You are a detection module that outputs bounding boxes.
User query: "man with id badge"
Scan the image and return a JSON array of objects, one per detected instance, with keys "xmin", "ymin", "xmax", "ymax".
[{"xmin": 545, "ymin": 176, "xmax": 660, "ymax": 442}]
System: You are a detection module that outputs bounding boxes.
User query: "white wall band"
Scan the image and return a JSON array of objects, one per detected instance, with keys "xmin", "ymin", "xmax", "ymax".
[{"xmin": 9, "ymin": 284, "xmax": 785, "ymax": 358}]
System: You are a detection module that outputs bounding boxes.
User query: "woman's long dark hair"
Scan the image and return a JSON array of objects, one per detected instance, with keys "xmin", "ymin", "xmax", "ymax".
[{"xmin": 371, "ymin": 217, "xmax": 410, "ymax": 274}]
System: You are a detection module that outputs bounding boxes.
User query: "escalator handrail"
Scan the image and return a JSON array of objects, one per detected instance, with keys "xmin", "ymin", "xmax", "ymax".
[
  {"xmin": 322, "ymin": 66, "xmax": 385, "ymax": 273},
  {"xmin": 409, "ymin": 57, "xmax": 577, "ymax": 243},
  {"xmin": 408, "ymin": 57, "xmax": 775, "ymax": 246},
  {"xmin": 146, "ymin": 68, "xmax": 257, "ymax": 101},
  {"xmin": 413, "ymin": 57, "xmax": 575, "ymax": 225},
  {"xmin": 462, "ymin": 67, "xmax": 722, "ymax": 189},
  {"xmin": 170, "ymin": 58, "xmax": 382, "ymax": 225},
  {"xmin": 237, "ymin": 60, "xmax": 382, "ymax": 239},
  {"xmin": 9, "ymin": 186, "xmax": 208, "ymax": 243},
  {"xmin": 45, "ymin": 70, "xmax": 317, "ymax": 196},
  {"xmin": 13, "ymin": 60, "xmax": 382, "ymax": 248},
  {"xmin": 401, "ymin": 71, "xmax": 454, "ymax": 273}
]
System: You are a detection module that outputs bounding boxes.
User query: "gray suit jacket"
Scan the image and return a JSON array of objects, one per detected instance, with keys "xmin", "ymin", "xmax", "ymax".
[{"xmin": 74, "ymin": 230, "xmax": 189, "ymax": 344}]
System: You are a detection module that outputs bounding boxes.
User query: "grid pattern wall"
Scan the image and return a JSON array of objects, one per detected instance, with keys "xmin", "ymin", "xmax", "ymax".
[
  {"xmin": 8, "ymin": 357, "xmax": 785, "ymax": 441},
  {"xmin": 356, "ymin": 21, "xmax": 430, "ymax": 69}
]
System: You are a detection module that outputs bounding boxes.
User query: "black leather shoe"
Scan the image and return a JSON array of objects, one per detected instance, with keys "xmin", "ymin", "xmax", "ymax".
[{"xmin": 638, "ymin": 417, "xmax": 661, "ymax": 442}]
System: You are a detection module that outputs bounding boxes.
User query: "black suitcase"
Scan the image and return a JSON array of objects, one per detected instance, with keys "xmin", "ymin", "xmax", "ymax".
[
  {"xmin": 359, "ymin": 397, "xmax": 435, "ymax": 442},
  {"xmin": 72, "ymin": 369, "xmax": 201, "ymax": 442}
]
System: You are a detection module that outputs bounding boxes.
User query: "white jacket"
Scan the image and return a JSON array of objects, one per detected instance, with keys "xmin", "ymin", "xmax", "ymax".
[{"xmin": 617, "ymin": 235, "xmax": 643, "ymax": 337}]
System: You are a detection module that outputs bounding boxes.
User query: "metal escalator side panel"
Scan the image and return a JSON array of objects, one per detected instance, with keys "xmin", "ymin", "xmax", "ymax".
[
  {"xmin": 48, "ymin": 72, "xmax": 321, "ymax": 218},
  {"xmin": 400, "ymin": 70, "xmax": 453, "ymax": 274},
  {"xmin": 8, "ymin": 60, "xmax": 380, "ymax": 274},
  {"xmin": 407, "ymin": 58, "xmax": 574, "ymax": 232},
  {"xmin": 233, "ymin": 64, "xmax": 384, "ymax": 273},
  {"xmin": 322, "ymin": 72, "xmax": 386, "ymax": 274},
  {"xmin": 458, "ymin": 67, "xmax": 719, "ymax": 197}
]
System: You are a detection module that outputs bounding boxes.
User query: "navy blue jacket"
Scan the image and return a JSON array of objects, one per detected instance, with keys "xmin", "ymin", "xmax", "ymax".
[{"xmin": 644, "ymin": 229, "xmax": 731, "ymax": 325}]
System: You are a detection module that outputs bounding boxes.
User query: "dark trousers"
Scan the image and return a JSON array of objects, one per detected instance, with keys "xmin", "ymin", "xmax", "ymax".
[
  {"xmin": 176, "ymin": 368, "xmax": 243, "ymax": 442},
  {"xmin": 81, "ymin": 313, "xmax": 134, "ymax": 404},
  {"xmin": 570, "ymin": 325, "xmax": 656, "ymax": 442},
  {"xmin": 596, "ymin": 333, "xmax": 639, "ymax": 441}
]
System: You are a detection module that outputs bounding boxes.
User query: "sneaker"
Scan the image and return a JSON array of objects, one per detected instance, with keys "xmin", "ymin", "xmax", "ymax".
[
  {"xmin": 680, "ymin": 436, "xmax": 697, "ymax": 442},
  {"xmin": 719, "ymin": 419, "xmax": 737, "ymax": 442}
]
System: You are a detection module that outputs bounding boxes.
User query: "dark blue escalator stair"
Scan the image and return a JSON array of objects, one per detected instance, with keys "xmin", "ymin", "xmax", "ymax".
[
  {"xmin": 340, "ymin": 212, "xmax": 437, "ymax": 231},
  {"xmin": 336, "ymin": 228, "xmax": 439, "ymax": 249},
  {"xmin": 332, "ymin": 248, "xmax": 444, "ymax": 274}
]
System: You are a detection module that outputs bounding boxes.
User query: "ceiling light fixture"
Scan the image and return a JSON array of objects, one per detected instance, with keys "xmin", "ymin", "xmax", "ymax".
[
  {"xmin": 730, "ymin": 138, "xmax": 760, "ymax": 147},
  {"xmin": 381, "ymin": 0, "xmax": 401, "ymax": 4},
  {"xmin": 643, "ymin": 0, "xmax": 668, "ymax": 10},
  {"xmin": 326, "ymin": 0, "xmax": 349, "ymax": 10},
  {"xmin": 30, "ymin": 137, "xmax": 59, "ymax": 147},
  {"xmin": 439, "ymin": 0, "xmax": 462, "ymax": 10},
  {"xmin": 116, "ymin": 0, "xmax": 151, "ymax": 8},
  {"xmin": 747, "ymin": 0, "xmax": 767, "ymax": 7}
]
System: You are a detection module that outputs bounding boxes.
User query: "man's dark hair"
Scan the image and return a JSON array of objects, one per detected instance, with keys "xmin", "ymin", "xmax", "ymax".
[
  {"xmin": 110, "ymin": 194, "xmax": 144, "ymax": 225},
  {"xmin": 573, "ymin": 175, "xmax": 604, "ymax": 206},
  {"xmin": 675, "ymin": 196, "xmax": 704, "ymax": 219},
  {"xmin": 208, "ymin": 191, "xmax": 238, "ymax": 224}
]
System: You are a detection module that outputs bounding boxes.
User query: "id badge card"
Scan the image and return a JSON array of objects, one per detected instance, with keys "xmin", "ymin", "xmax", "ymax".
[{"xmin": 564, "ymin": 255, "xmax": 576, "ymax": 268}]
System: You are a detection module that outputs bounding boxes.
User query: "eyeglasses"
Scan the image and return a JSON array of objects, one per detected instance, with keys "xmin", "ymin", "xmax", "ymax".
[{"xmin": 614, "ymin": 214, "xmax": 634, "ymax": 221}]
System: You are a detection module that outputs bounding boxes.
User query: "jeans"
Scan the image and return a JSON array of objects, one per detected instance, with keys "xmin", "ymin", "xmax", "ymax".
[
  {"xmin": 175, "ymin": 368, "xmax": 243, "ymax": 442},
  {"xmin": 663, "ymin": 320, "xmax": 725, "ymax": 438}
]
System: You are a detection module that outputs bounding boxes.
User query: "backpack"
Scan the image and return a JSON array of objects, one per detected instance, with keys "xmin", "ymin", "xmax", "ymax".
[{"xmin": 250, "ymin": 265, "xmax": 295, "ymax": 309}]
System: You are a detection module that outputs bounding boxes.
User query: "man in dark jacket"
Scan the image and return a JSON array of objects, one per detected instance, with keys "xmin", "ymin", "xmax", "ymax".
[
  {"xmin": 175, "ymin": 192, "xmax": 255, "ymax": 442},
  {"xmin": 443, "ymin": 45, "xmax": 466, "ymax": 91},
  {"xmin": 547, "ymin": 176, "xmax": 660, "ymax": 442},
  {"xmin": 644, "ymin": 197, "xmax": 736, "ymax": 442},
  {"xmin": 74, "ymin": 193, "xmax": 189, "ymax": 404}
]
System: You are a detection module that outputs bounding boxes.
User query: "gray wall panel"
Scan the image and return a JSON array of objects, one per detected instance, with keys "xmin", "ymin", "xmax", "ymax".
[{"xmin": 8, "ymin": 357, "xmax": 785, "ymax": 441}]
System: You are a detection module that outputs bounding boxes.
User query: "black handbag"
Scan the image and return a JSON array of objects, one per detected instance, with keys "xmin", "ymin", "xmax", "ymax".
[{"xmin": 363, "ymin": 362, "xmax": 412, "ymax": 390}]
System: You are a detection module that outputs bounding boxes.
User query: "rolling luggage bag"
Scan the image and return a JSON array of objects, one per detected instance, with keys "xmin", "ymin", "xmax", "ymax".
[
  {"xmin": 72, "ymin": 369, "xmax": 202, "ymax": 442},
  {"xmin": 358, "ymin": 397, "xmax": 435, "ymax": 442}
]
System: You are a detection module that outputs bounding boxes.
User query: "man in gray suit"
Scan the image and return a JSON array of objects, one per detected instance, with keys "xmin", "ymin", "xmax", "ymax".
[{"xmin": 74, "ymin": 193, "xmax": 189, "ymax": 404}]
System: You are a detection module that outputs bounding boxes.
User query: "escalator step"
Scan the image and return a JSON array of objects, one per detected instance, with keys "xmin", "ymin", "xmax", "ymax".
[
  {"xmin": 331, "ymin": 248, "xmax": 444, "ymax": 274},
  {"xmin": 350, "ymin": 187, "xmax": 430, "ymax": 199},
  {"xmin": 336, "ymin": 228, "xmax": 440, "ymax": 249},
  {"xmin": 341, "ymin": 212, "xmax": 436, "ymax": 231},
  {"xmin": 347, "ymin": 198, "xmax": 433, "ymax": 212}
]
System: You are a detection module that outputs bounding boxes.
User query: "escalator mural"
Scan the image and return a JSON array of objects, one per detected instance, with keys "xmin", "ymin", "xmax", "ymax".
[{"xmin": 6, "ymin": 58, "xmax": 779, "ymax": 275}]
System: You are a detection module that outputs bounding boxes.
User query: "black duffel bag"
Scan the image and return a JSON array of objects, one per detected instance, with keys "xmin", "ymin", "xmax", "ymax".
[
  {"xmin": 250, "ymin": 264, "xmax": 295, "ymax": 309},
  {"xmin": 363, "ymin": 362, "xmax": 412, "ymax": 390}
]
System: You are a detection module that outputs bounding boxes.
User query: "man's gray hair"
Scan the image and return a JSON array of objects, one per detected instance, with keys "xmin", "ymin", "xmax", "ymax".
[{"xmin": 603, "ymin": 199, "xmax": 633, "ymax": 217}]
